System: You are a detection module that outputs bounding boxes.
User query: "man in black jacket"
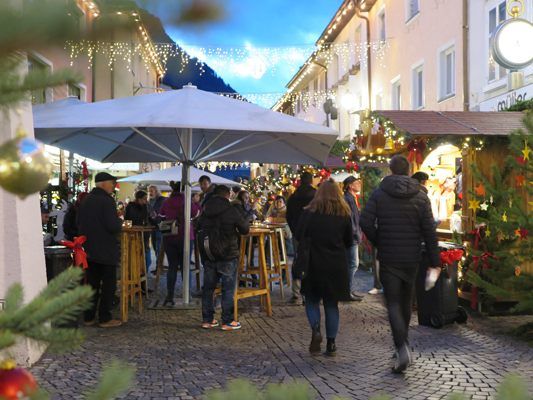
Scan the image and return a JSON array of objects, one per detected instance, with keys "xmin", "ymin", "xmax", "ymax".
[
  {"xmin": 286, "ymin": 172, "xmax": 316, "ymax": 305},
  {"xmin": 78, "ymin": 172, "xmax": 123, "ymax": 328},
  {"xmin": 197, "ymin": 185, "xmax": 249, "ymax": 331},
  {"xmin": 343, "ymin": 175, "xmax": 363, "ymax": 301},
  {"xmin": 360, "ymin": 156, "xmax": 440, "ymax": 373}
]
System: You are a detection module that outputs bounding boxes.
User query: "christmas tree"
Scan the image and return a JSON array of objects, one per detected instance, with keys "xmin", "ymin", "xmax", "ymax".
[{"xmin": 466, "ymin": 114, "xmax": 532, "ymax": 337}]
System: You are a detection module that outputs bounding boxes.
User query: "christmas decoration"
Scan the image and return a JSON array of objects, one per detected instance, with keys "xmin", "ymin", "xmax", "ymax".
[
  {"xmin": 0, "ymin": 131, "xmax": 53, "ymax": 199},
  {"xmin": 518, "ymin": 227, "xmax": 529, "ymax": 239},
  {"xmin": 60, "ymin": 236, "xmax": 88, "ymax": 269},
  {"xmin": 474, "ymin": 183, "xmax": 486, "ymax": 197},
  {"xmin": 521, "ymin": 140, "xmax": 530, "ymax": 160},
  {"xmin": 440, "ymin": 249, "xmax": 464, "ymax": 266},
  {"xmin": 515, "ymin": 174, "xmax": 525, "ymax": 187},
  {"xmin": 468, "ymin": 200, "xmax": 480, "ymax": 212},
  {"xmin": 406, "ymin": 138, "xmax": 426, "ymax": 166},
  {"xmin": 502, "ymin": 211, "xmax": 508, "ymax": 222},
  {"xmin": 0, "ymin": 360, "xmax": 38, "ymax": 400},
  {"xmin": 480, "ymin": 202, "xmax": 489, "ymax": 211},
  {"xmin": 516, "ymin": 155, "xmax": 527, "ymax": 165},
  {"xmin": 515, "ymin": 266, "xmax": 521, "ymax": 277}
]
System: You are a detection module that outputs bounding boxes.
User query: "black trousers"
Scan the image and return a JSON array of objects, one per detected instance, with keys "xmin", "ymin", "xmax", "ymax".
[
  {"xmin": 380, "ymin": 264, "xmax": 418, "ymax": 349},
  {"xmin": 85, "ymin": 261, "xmax": 117, "ymax": 323}
]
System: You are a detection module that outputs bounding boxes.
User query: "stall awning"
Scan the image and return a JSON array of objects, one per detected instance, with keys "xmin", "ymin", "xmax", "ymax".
[{"xmin": 375, "ymin": 111, "xmax": 525, "ymax": 136}]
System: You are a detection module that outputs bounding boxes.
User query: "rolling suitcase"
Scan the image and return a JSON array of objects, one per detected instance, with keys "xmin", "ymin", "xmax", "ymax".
[{"xmin": 416, "ymin": 242, "xmax": 468, "ymax": 328}]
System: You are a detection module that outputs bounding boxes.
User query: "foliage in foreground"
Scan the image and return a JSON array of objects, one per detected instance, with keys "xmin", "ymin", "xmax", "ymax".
[{"xmin": 205, "ymin": 375, "xmax": 531, "ymax": 400}]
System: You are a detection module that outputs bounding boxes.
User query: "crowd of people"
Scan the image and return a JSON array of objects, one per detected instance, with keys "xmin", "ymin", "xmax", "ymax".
[{"xmin": 45, "ymin": 154, "xmax": 441, "ymax": 374}]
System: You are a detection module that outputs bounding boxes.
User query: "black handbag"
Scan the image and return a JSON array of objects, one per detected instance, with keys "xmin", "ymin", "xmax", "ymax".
[{"xmin": 292, "ymin": 213, "xmax": 311, "ymax": 279}]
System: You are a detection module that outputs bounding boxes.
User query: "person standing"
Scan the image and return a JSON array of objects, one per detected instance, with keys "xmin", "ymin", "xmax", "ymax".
[
  {"xmin": 78, "ymin": 172, "xmax": 123, "ymax": 328},
  {"xmin": 411, "ymin": 171, "xmax": 429, "ymax": 193},
  {"xmin": 125, "ymin": 190, "xmax": 151, "ymax": 273},
  {"xmin": 159, "ymin": 181, "xmax": 201, "ymax": 305},
  {"xmin": 360, "ymin": 156, "xmax": 440, "ymax": 373},
  {"xmin": 63, "ymin": 192, "xmax": 88, "ymax": 241},
  {"xmin": 197, "ymin": 185, "xmax": 249, "ymax": 331},
  {"xmin": 342, "ymin": 176, "xmax": 363, "ymax": 302},
  {"xmin": 296, "ymin": 180, "xmax": 352, "ymax": 356},
  {"xmin": 286, "ymin": 172, "xmax": 316, "ymax": 305},
  {"xmin": 148, "ymin": 185, "xmax": 165, "ymax": 268},
  {"xmin": 199, "ymin": 175, "xmax": 216, "ymax": 208}
]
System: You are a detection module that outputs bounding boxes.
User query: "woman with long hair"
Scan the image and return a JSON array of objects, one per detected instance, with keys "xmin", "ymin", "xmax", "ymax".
[{"xmin": 296, "ymin": 179, "xmax": 352, "ymax": 356}]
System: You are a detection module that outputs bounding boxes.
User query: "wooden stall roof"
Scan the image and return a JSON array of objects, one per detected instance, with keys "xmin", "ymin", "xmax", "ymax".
[{"xmin": 375, "ymin": 111, "xmax": 525, "ymax": 136}]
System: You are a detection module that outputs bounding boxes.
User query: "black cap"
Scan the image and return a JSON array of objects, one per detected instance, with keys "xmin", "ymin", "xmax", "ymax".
[{"xmin": 94, "ymin": 172, "xmax": 117, "ymax": 183}]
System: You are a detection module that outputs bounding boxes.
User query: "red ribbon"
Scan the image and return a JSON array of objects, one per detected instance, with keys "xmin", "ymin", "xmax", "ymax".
[
  {"xmin": 407, "ymin": 139, "xmax": 426, "ymax": 166},
  {"xmin": 60, "ymin": 236, "xmax": 88, "ymax": 269},
  {"xmin": 470, "ymin": 251, "xmax": 494, "ymax": 310}
]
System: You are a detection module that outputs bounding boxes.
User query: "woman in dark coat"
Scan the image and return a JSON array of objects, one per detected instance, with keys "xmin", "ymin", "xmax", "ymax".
[
  {"xmin": 296, "ymin": 180, "xmax": 352, "ymax": 356},
  {"xmin": 63, "ymin": 192, "xmax": 89, "ymax": 241}
]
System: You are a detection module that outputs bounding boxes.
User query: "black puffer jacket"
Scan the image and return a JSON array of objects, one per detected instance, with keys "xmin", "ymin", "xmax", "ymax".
[
  {"xmin": 197, "ymin": 195, "xmax": 249, "ymax": 261},
  {"xmin": 78, "ymin": 187, "xmax": 123, "ymax": 265},
  {"xmin": 286, "ymin": 184, "xmax": 316, "ymax": 233},
  {"xmin": 359, "ymin": 175, "xmax": 439, "ymax": 267}
]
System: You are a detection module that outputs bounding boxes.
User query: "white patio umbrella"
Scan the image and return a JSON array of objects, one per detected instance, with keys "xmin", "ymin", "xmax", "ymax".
[
  {"xmin": 118, "ymin": 165, "xmax": 243, "ymax": 187},
  {"xmin": 34, "ymin": 84, "xmax": 338, "ymax": 304}
]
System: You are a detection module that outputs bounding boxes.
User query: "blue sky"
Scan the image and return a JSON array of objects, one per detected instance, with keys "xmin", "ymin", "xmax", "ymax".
[{"xmin": 161, "ymin": 0, "xmax": 343, "ymax": 103}]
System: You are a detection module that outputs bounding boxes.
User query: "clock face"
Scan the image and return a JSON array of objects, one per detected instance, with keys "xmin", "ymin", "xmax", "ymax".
[{"xmin": 492, "ymin": 18, "xmax": 533, "ymax": 70}]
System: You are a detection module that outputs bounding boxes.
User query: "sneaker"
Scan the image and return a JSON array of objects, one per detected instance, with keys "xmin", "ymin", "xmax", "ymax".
[
  {"xmin": 221, "ymin": 321, "xmax": 242, "ymax": 331},
  {"xmin": 98, "ymin": 319, "xmax": 122, "ymax": 328},
  {"xmin": 201, "ymin": 319, "xmax": 220, "ymax": 329},
  {"xmin": 368, "ymin": 288, "xmax": 382, "ymax": 295},
  {"xmin": 83, "ymin": 319, "xmax": 96, "ymax": 326}
]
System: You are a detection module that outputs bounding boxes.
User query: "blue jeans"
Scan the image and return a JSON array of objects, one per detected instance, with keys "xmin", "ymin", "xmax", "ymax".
[
  {"xmin": 346, "ymin": 244, "xmax": 359, "ymax": 293},
  {"xmin": 305, "ymin": 294, "xmax": 339, "ymax": 339},
  {"xmin": 202, "ymin": 259, "xmax": 238, "ymax": 325}
]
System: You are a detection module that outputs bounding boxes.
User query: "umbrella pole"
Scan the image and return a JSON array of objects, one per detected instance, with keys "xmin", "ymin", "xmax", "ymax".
[{"xmin": 182, "ymin": 129, "xmax": 192, "ymax": 305}]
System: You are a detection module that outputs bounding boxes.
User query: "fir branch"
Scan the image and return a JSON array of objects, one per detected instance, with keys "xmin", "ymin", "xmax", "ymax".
[
  {"xmin": 496, "ymin": 374, "xmax": 530, "ymax": 400},
  {"xmin": 85, "ymin": 361, "xmax": 135, "ymax": 400}
]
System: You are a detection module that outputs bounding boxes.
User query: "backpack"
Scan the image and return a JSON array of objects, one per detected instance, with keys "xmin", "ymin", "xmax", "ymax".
[{"xmin": 197, "ymin": 208, "xmax": 232, "ymax": 262}]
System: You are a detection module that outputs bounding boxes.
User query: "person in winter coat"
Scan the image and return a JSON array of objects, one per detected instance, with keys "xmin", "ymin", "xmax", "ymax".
[
  {"xmin": 78, "ymin": 172, "xmax": 123, "ymax": 328},
  {"xmin": 286, "ymin": 172, "xmax": 316, "ymax": 304},
  {"xmin": 197, "ymin": 185, "xmax": 249, "ymax": 331},
  {"xmin": 63, "ymin": 192, "xmax": 89, "ymax": 241},
  {"xmin": 359, "ymin": 155, "xmax": 440, "ymax": 373},
  {"xmin": 148, "ymin": 185, "xmax": 166, "ymax": 265},
  {"xmin": 159, "ymin": 181, "xmax": 202, "ymax": 305},
  {"xmin": 125, "ymin": 190, "xmax": 151, "ymax": 272},
  {"xmin": 342, "ymin": 176, "xmax": 363, "ymax": 301},
  {"xmin": 296, "ymin": 180, "xmax": 352, "ymax": 356},
  {"xmin": 231, "ymin": 190, "xmax": 257, "ymax": 222}
]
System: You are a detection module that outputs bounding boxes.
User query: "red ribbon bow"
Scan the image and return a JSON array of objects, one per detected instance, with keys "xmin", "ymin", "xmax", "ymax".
[
  {"xmin": 440, "ymin": 249, "xmax": 464, "ymax": 266},
  {"xmin": 407, "ymin": 139, "xmax": 426, "ymax": 166},
  {"xmin": 60, "ymin": 236, "xmax": 88, "ymax": 269},
  {"xmin": 470, "ymin": 251, "xmax": 495, "ymax": 310}
]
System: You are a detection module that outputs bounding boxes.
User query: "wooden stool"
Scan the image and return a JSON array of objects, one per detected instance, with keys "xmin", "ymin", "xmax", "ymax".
[
  {"xmin": 268, "ymin": 227, "xmax": 290, "ymax": 296},
  {"xmin": 120, "ymin": 228, "xmax": 146, "ymax": 322},
  {"xmin": 232, "ymin": 228, "xmax": 273, "ymax": 320}
]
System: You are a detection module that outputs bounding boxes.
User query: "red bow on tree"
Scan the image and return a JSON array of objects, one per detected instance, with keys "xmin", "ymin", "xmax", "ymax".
[
  {"xmin": 440, "ymin": 249, "xmax": 464, "ymax": 266},
  {"xmin": 407, "ymin": 139, "xmax": 426, "ymax": 166},
  {"xmin": 60, "ymin": 236, "xmax": 88, "ymax": 269},
  {"xmin": 470, "ymin": 251, "xmax": 495, "ymax": 310},
  {"xmin": 345, "ymin": 161, "xmax": 359, "ymax": 173},
  {"xmin": 319, "ymin": 168, "xmax": 331, "ymax": 181}
]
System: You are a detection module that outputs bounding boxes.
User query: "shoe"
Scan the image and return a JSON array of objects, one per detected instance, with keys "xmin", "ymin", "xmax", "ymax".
[
  {"xmin": 201, "ymin": 319, "xmax": 220, "ymax": 329},
  {"xmin": 392, "ymin": 344, "xmax": 410, "ymax": 374},
  {"xmin": 349, "ymin": 293, "xmax": 363, "ymax": 302},
  {"xmin": 368, "ymin": 288, "xmax": 382, "ymax": 295},
  {"xmin": 221, "ymin": 321, "xmax": 242, "ymax": 331},
  {"xmin": 83, "ymin": 319, "xmax": 96, "ymax": 326},
  {"xmin": 309, "ymin": 325, "xmax": 322, "ymax": 354},
  {"xmin": 325, "ymin": 338, "xmax": 336, "ymax": 357},
  {"xmin": 99, "ymin": 319, "xmax": 122, "ymax": 328},
  {"xmin": 289, "ymin": 296, "xmax": 303, "ymax": 306},
  {"xmin": 163, "ymin": 297, "xmax": 175, "ymax": 306}
]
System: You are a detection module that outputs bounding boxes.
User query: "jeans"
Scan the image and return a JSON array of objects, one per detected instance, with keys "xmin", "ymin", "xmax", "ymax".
[
  {"xmin": 151, "ymin": 230, "xmax": 162, "ymax": 264},
  {"xmin": 305, "ymin": 294, "xmax": 340, "ymax": 339},
  {"xmin": 380, "ymin": 264, "xmax": 417, "ymax": 349},
  {"xmin": 346, "ymin": 244, "xmax": 359, "ymax": 293},
  {"xmin": 291, "ymin": 238, "xmax": 302, "ymax": 299},
  {"xmin": 202, "ymin": 259, "xmax": 238, "ymax": 325},
  {"xmin": 164, "ymin": 239, "xmax": 184, "ymax": 299},
  {"xmin": 84, "ymin": 261, "xmax": 117, "ymax": 323}
]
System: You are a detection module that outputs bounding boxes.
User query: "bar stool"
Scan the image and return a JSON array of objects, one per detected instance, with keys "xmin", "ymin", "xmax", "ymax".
[{"xmin": 120, "ymin": 228, "xmax": 145, "ymax": 322}]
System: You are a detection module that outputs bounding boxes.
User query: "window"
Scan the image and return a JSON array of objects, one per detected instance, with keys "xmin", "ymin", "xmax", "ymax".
[
  {"xmin": 406, "ymin": 0, "xmax": 420, "ymax": 21},
  {"xmin": 27, "ymin": 56, "xmax": 51, "ymax": 104},
  {"xmin": 412, "ymin": 64, "xmax": 424, "ymax": 109},
  {"xmin": 378, "ymin": 10, "xmax": 386, "ymax": 42},
  {"xmin": 439, "ymin": 46, "xmax": 455, "ymax": 100},
  {"xmin": 391, "ymin": 80, "xmax": 401, "ymax": 110},
  {"xmin": 488, "ymin": 1, "xmax": 507, "ymax": 82},
  {"xmin": 68, "ymin": 84, "xmax": 82, "ymax": 100}
]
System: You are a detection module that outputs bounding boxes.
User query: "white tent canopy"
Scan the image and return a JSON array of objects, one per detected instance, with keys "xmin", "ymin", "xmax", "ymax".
[
  {"xmin": 118, "ymin": 165, "xmax": 243, "ymax": 187},
  {"xmin": 33, "ymin": 84, "xmax": 338, "ymax": 305}
]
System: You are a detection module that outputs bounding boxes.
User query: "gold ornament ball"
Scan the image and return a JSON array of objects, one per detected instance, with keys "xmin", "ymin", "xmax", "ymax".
[{"xmin": 0, "ymin": 134, "xmax": 52, "ymax": 199}]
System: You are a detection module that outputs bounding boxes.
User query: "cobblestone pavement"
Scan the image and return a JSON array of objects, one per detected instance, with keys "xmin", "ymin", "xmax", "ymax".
[{"xmin": 31, "ymin": 271, "xmax": 533, "ymax": 400}]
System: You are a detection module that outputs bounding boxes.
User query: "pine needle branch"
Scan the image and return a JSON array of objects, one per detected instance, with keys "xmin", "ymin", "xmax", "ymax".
[{"xmin": 85, "ymin": 361, "xmax": 135, "ymax": 400}]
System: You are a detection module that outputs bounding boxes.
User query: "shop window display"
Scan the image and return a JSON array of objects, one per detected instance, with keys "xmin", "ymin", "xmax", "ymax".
[{"xmin": 419, "ymin": 144, "xmax": 463, "ymax": 233}]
